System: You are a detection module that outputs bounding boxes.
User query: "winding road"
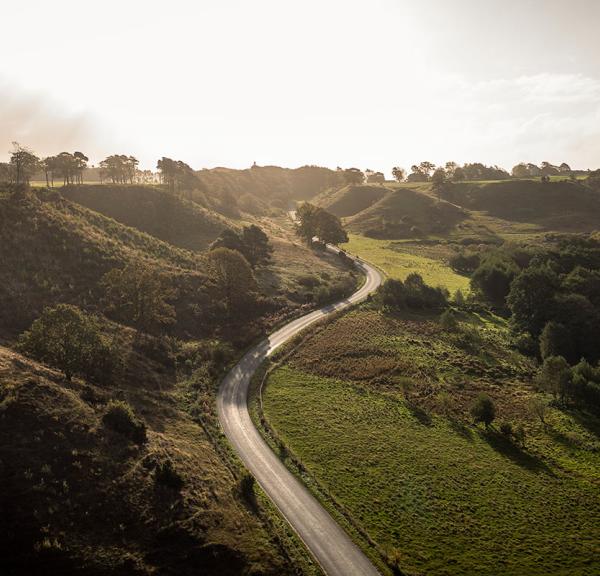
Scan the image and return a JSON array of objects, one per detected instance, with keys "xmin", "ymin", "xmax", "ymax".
[{"xmin": 217, "ymin": 234, "xmax": 383, "ymax": 576}]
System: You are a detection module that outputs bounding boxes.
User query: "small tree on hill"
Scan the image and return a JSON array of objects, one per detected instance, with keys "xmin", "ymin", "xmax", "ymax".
[
  {"xmin": 391, "ymin": 166, "xmax": 405, "ymax": 182},
  {"xmin": 18, "ymin": 304, "xmax": 112, "ymax": 382},
  {"xmin": 101, "ymin": 263, "xmax": 177, "ymax": 333},
  {"xmin": 10, "ymin": 142, "xmax": 39, "ymax": 187},
  {"xmin": 295, "ymin": 203, "xmax": 348, "ymax": 246},
  {"xmin": 208, "ymin": 247, "xmax": 258, "ymax": 318},
  {"xmin": 470, "ymin": 393, "xmax": 496, "ymax": 428},
  {"xmin": 241, "ymin": 225, "xmax": 273, "ymax": 267},
  {"xmin": 538, "ymin": 355, "xmax": 572, "ymax": 403}
]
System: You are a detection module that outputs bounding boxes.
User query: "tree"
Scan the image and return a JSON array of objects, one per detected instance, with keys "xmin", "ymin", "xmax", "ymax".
[
  {"xmin": 100, "ymin": 154, "xmax": 140, "ymax": 184},
  {"xmin": 538, "ymin": 355, "xmax": 571, "ymax": 402},
  {"xmin": 470, "ymin": 393, "xmax": 496, "ymax": 428},
  {"xmin": 211, "ymin": 225, "xmax": 273, "ymax": 268},
  {"xmin": 73, "ymin": 151, "xmax": 89, "ymax": 183},
  {"xmin": 208, "ymin": 248, "xmax": 258, "ymax": 317},
  {"xmin": 315, "ymin": 209, "xmax": 348, "ymax": 245},
  {"xmin": 366, "ymin": 171, "xmax": 385, "ymax": 183},
  {"xmin": 391, "ymin": 167, "xmax": 405, "ymax": 182},
  {"xmin": 511, "ymin": 163, "xmax": 530, "ymax": 178},
  {"xmin": 528, "ymin": 396, "xmax": 548, "ymax": 426},
  {"xmin": 241, "ymin": 224, "xmax": 273, "ymax": 267},
  {"xmin": 431, "ymin": 167, "xmax": 447, "ymax": 201},
  {"xmin": 101, "ymin": 263, "xmax": 177, "ymax": 333},
  {"xmin": 18, "ymin": 304, "xmax": 112, "ymax": 382},
  {"xmin": 452, "ymin": 166, "xmax": 465, "ymax": 181},
  {"xmin": 10, "ymin": 142, "xmax": 40, "ymax": 186},
  {"xmin": 295, "ymin": 203, "xmax": 348, "ymax": 246},
  {"xmin": 507, "ymin": 265, "xmax": 559, "ymax": 336},
  {"xmin": 471, "ymin": 253, "xmax": 519, "ymax": 306},
  {"xmin": 418, "ymin": 161, "xmax": 436, "ymax": 178},
  {"xmin": 210, "ymin": 228, "xmax": 244, "ymax": 253},
  {"xmin": 541, "ymin": 161, "xmax": 559, "ymax": 177},
  {"xmin": 539, "ymin": 321, "xmax": 575, "ymax": 362},
  {"xmin": 559, "ymin": 162, "xmax": 571, "ymax": 173},
  {"xmin": 342, "ymin": 167, "xmax": 364, "ymax": 185}
]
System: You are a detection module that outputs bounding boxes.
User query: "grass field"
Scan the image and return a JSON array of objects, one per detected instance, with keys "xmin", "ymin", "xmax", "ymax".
[
  {"xmin": 261, "ymin": 310, "xmax": 600, "ymax": 576},
  {"xmin": 343, "ymin": 234, "xmax": 470, "ymax": 294}
]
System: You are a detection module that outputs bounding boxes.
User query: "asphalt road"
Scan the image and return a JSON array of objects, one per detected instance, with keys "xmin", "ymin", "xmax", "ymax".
[{"xmin": 217, "ymin": 239, "xmax": 383, "ymax": 576}]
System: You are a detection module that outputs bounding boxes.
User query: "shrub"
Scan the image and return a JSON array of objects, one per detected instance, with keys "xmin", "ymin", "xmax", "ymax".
[
  {"xmin": 155, "ymin": 459, "xmax": 184, "ymax": 491},
  {"xmin": 528, "ymin": 396, "xmax": 548, "ymax": 425},
  {"xmin": 239, "ymin": 473, "xmax": 257, "ymax": 509},
  {"xmin": 470, "ymin": 393, "xmax": 496, "ymax": 428},
  {"xmin": 439, "ymin": 309, "xmax": 459, "ymax": 331},
  {"xmin": 102, "ymin": 400, "xmax": 147, "ymax": 444},
  {"xmin": 499, "ymin": 421, "xmax": 513, "ymax": 437}
]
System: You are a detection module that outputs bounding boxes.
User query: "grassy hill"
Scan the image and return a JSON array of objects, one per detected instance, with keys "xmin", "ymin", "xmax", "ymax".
[
  {"xmin": 195, "ymin": 165, "xmax": 339, "ymax": 213},
  {"xmin": 62, "ymin": 185, "xmax": 234, "ymax": 252},
  {"xmin": 343, "ymin": 186, "xmax": 467, "ymax": 239},
  {"xmin": 442, "ymin": 180, "xmax": 600, "ymax": 232},
  {"xmin": 315, "ymin": 185, "xmax": 390, "ymax": 218},
  {"xmin": 0, "ymin": 189, "xmax": 210, "ymax": 339},
  {"xmin": 259, "ymin": 309, "xmax": 600, "ymax": 576}
]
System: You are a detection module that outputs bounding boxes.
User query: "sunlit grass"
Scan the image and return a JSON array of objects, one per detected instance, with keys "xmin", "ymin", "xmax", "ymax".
[
  {"xmin": 263, "ymin": 365, "xmax": 600, "ymax": 576},
  {"xmin": 343, "ymin": 233, "xmax": 470, "ymax": 294}
]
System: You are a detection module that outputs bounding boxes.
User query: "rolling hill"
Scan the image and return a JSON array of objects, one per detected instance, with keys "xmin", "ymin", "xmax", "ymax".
[{"xmin": 62, "ymin": 185, "xmax": 234, "ymax": 252}]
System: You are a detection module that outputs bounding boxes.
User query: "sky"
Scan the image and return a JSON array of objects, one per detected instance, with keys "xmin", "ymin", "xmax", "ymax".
[{"xmin": 1, "ymin": 0, "xmax": 599, "ymax": 173}]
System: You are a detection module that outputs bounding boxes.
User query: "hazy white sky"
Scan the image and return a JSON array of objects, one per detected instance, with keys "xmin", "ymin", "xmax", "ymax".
[{"xmin": 2, "ymin": 0, "xmax": 599, "ymax": 172}]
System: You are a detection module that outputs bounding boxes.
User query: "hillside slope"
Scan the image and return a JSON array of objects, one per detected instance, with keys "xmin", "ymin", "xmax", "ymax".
[
  {"xmin": 345, "ymin": 186, "xmax": 467, "ymax": 238},
  {"xmin": 442, "ymin": 180, "xmax": 600, "ymax": 231},
  {"xmin": 0, "ymin": 344, "xmax": 291, "ymax": 576},
  {"xmin": 315, "ymin": 185, "xmax": 390, "ymax": 218},
  {"xmin": 62, "ymin": 185, "xmax": 233, "ymax": 251},
  {"xmin": 0, "ymin": 189, "xmax": 209, "ymax": 339}
]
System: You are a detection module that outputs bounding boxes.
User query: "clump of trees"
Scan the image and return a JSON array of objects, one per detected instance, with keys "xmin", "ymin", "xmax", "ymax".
[
  {"xmin": 401, "ymin": 161, "xmax": 509, "ymax": 183},
  {"xmin": 511, "ymin": 161, "xmax": 571, "ymax": 178},
  {"xmin": 18, "ymin": 304, "xmax": 115, "ymax": 382},
  {"xmin": 42, "ymin": 151, "xmax": 88, "ymax": 186},
  {"xmin": 99, "ymin": 155, "xmax": 139, "ymax": 184},
  {"xmin": 295, "ymin": 203, "xmax": 348, "ymax": 245},
  {"xmin": 101, "ymin": 263, "xmax": 177, "ymax": 333},
  {"xmin": 210, "ymin": 224, "xmax": 273, "ymax": 268},
  {"xmin": 156, "ymin": 157, "xmax": 200, "ymax": 192},
  {"xmin": 378, "ymin": 274, "xmax": 448, "ymax": 311},
  {"xmin": 2, "ymin": 142, "xmax": 40, "ymax": 187}
]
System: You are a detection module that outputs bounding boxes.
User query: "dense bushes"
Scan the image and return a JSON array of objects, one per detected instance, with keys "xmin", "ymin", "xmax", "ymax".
[
  {"xmin": 378, "ymin": 274, "xmax": 448, "ymax": 311},
  {"xmin": 102, "ymin": 400, "xmax": 147, "ymax": 444},
  {"xmin": 18, "ymin": 304, "xmax": 115, "ymax": 383}
]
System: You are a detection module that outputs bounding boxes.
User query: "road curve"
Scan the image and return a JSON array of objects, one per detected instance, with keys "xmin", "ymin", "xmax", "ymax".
[{"xmin": 217, "ymin": 243, "xmax": 383, "ymax": 576}]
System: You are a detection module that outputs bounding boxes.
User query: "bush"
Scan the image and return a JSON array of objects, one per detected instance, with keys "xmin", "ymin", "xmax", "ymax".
[
  {"xmin": 155, "ymin": 459, "xmax": 184, "ymax": 491},
  {"xmin": 102, "ymin": 400, "xmax": 147, "ymax": 444},
  {"xmin": 470, "ymin": 393, "xmax": 496, "ymax": 428},
  {"xmin": 499, "ymin": 421, "xmax": 513, "ymax": 437},
  {"xmin": 239, "ymin": 473, "xmax": 257, "ymax": 509},
  {"xmin": 439, "ymin": 309, "xmax": 459, "ymax": 331},
  {"xmin": 378, "ymin": 274, "xmax": 448, "ymax": 312}
]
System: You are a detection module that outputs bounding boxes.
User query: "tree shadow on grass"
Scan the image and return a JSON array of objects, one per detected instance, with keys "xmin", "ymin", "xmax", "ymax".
[
  {"xmin": 406, "ymin": 401, "xmax": 433, "ymax": 426},
  {"xmin": 448, "ymin": 417, "xmax": 475, "ymax": 442},
  {"xmin": 482, "ymin": 430, "xmax": 555, "ymax": 476}
]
